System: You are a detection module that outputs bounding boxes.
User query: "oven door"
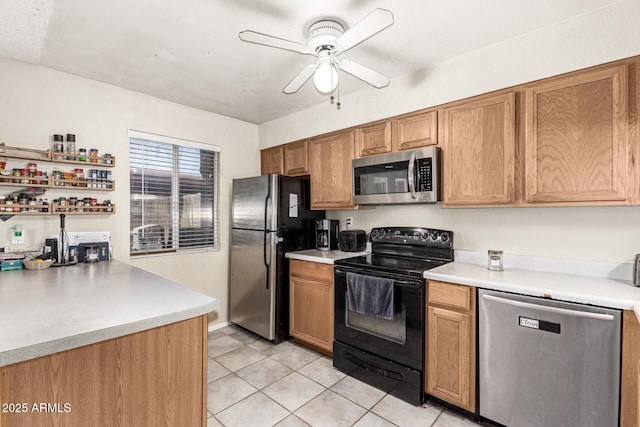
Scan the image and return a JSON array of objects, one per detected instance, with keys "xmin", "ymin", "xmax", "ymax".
[{"xmin": 334, "ymin": 266, "xmax": 424, "ymax": 370}]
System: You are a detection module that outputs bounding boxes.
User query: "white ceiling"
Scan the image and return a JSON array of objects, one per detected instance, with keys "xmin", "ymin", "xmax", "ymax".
[{"xmin": 0, "ymin": 0, "xmax": 620, "ymax": 124}]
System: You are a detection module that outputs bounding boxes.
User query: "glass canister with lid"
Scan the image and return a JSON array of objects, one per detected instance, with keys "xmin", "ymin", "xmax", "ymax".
[{"xmin": 487, "ymin": 250, "xmax": 504, "ymax": 271}]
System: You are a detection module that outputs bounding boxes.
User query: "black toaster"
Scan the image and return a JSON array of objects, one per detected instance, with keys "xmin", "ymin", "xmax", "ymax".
[{"xmin": 339, "ymin": 230, "xmax": 367, "ymax": 252}]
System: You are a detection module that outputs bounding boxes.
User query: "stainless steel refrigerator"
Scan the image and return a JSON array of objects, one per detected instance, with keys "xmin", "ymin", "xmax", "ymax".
[{"xmin": 229, "ymin": 174, "xmax": 324, "ymax": 342}]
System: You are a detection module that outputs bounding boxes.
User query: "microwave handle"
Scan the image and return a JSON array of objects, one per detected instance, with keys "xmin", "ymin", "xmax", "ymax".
[{"xmin": 408, "ymin": 151, "xmax": 418, "ymax": 199}]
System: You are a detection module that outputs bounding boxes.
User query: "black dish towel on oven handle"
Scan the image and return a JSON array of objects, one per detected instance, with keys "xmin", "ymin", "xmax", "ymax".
[{"xmin": 346, "ymin": 272, "xmax": 394, "ymax": 320}]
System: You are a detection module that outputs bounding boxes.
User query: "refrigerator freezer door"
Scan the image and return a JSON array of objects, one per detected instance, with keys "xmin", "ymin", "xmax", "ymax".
[
  {"xmin": 229, "ymin": 228, "xmax": 278, "ymax": 340},
  {"xmin": 232, "ymin": 175, "xmax": 278, "ymax": 231}
]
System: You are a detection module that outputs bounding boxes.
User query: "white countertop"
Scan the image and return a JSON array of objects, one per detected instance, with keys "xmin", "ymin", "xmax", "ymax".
[
  {"xmin": 425, "ymin": 262, "xmax": 640, "ymax": 318},
  {"xmin": 286, "ymin": 249, "xmax": 369, "ymax": 264},
  {"xmin": 0, "ymin": 260, "xmax": 218, "ymax": 367}
]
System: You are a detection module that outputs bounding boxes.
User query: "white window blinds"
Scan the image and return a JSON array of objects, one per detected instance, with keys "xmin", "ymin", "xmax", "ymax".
[{"xmin": 129, "ymin": 131, "xmax": 219, "ymax": 256}]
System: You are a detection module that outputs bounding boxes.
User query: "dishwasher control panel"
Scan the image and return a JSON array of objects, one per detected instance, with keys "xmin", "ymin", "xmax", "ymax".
[{"xmin": 518, "ymin": 316, "xmax": 560, "ymax": 334}]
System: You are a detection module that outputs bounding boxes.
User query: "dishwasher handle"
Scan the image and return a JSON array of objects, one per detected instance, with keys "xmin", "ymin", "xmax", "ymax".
[{"xmin": 482, "ymin": 293, "xmax": 615, "ymax": 321}]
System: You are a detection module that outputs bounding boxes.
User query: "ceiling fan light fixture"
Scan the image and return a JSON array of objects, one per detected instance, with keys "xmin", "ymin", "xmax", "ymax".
[
  {"xmin": 313, "ymin": 61, "xmax": 338, "ymax": 94},
  {"xmin": 239, "ymin": 8, "xmax": 394, "ymax": 95}
]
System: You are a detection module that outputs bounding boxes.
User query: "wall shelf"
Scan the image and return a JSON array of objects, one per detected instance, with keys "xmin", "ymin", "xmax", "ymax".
[
  {"xmin": 1, "ymin": 143, "xmax": 116, "ymax": 216},
  {"xmin": 0, "ymin": 204, "xmax": 50, "ymax": 214},
  {"xmin": 50, "ymin": 152, "xmax": 116, "ymax": 167},
  {"xmin": 0, "ymin": 145, "xmax": 50, "ymax": 162},
  {"xmin": 50, "ymin": 179, "xmax": 115, "ymax": 191},
  {"xmin": 1, "ymin": 204, "xmax": 115, "ymax": 216},
  {"xmin": 0, "ymin": 178, "xmax": 49, "ymax": 188},
  {"xmin": 50, "ymin": 204, "xmax": 115, "ymax": 215}
]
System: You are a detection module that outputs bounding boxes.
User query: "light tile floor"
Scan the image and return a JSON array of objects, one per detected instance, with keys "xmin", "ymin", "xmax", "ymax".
[{"xmin": 207, "ymin": 325, "xmax": 481, "ymax": 427}]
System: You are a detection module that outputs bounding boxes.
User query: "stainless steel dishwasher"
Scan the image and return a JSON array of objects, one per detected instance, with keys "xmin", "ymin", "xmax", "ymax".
[{"xmin": 479, "ymin": 289, "xmax": 621, "ymax": 427}]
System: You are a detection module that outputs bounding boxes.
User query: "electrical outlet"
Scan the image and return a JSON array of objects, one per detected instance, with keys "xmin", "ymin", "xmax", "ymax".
[
  {"xmin": 346, "ymin": 217, "xmax": 353, "ymax": 229},
  {"xmin": 11, "ymin": 234, "xmax": 25, "ymax": 245}
]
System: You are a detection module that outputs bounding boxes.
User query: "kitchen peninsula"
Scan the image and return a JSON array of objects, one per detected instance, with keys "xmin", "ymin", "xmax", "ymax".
[{"xmin": 0, "ymin": 261, "xmax": 218, "ymax": 427}]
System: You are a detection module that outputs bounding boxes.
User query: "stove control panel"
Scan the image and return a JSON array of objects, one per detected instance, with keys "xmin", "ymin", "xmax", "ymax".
[{"xmin": 369, "ymin": 227, "xmax": 453, "ymax": 248}]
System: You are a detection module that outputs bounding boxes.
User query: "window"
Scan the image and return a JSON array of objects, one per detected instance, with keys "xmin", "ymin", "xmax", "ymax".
[{"xmin": 129, "ymin": 130, "xmax": 219, "ymax": 256}]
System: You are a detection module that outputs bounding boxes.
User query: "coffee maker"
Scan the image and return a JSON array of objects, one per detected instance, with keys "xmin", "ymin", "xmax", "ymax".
[{"xmin": 315, "ymin": 219, "xmax": 339, "ymax": 251}]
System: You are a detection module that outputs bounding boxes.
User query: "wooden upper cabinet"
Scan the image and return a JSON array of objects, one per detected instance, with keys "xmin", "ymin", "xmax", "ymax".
[
  {"xmin": 309, "ymin": 130, "xmax": 356, "ymax": 210},
  {"xmin": 356, "ymin": 121, "xmax": 392, "ymax": 157},
  {"xmin": 524, "ymin": 64, "xmax": 629, "ymax": 204},
  {"xmin": 392, "ymin": 110, "xmax": 438, "ymax": 151},
  {"xmin": 442, "ymin": 92, "xmax": 516, "ymax": 206},
  {"xmin": 284, "ymin": 140, "xmax": 309, "ymax": 176},
  {"xmin": 260, "ymin": 145, "xmax": 284, "ymax": 175}
]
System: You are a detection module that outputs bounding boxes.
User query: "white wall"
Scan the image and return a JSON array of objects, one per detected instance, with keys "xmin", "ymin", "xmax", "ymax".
[
  {"xmin": 259, "ymin": 0, "xmax": 640, "ymax": 147},
  {"xmin": 259, "ymin": 0, "xmax": 640, "ymax": 265},
  {"xmin": 0, "ymin": 57, "xmax": 259, "ymax": 325}
]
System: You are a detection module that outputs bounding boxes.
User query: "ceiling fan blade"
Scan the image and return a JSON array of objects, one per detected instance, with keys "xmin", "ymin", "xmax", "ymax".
[
  {"xmin": 239, "ymin": 30, "xmax": 310, "ymax": 54},
  {"xmin": 337, "ymin": 60, "xmax": 390, "ymax": 89},
  {"xmin": 336, "ymin": 8, "xmax": 394, "ymax": 53},
  {"xmin": 283, "ymin": 64, "xmax": 318, "ymax": 94}
]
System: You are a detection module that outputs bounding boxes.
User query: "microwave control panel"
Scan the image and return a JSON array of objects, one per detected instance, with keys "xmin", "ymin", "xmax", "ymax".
[{"xmin": 417, "ymin": 158, "xmax": 432, "ymax": 191}]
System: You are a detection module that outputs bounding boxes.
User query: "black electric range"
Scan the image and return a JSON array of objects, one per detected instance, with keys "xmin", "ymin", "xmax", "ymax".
[
  {"xmin": 333, "ymin": 226, "xmax": 454, "ymax": 406},
  {"xmin": 335, "ymin": 226, "xmax": 454, "ymax": 278}
]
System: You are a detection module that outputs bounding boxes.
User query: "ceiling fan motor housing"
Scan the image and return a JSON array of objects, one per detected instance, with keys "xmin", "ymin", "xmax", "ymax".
[{"xmin": 307, "ymin": 20, "xmax": 344, "ymax": 53}]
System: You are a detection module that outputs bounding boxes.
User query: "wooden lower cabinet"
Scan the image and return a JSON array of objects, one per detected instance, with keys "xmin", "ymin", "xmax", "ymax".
[
  {"xmin": 0, "ymin": 316, "xmax": 208, "ymax": 427},
  {"xmin": 289, "ymin": 259, "xmax": 334, "ymax": 355},
  {"xmin": 426, "ymin": 281, "xmax": 476, "ymax": 412},
  {"xmin": 621, "ymin": 310, "xmax": 640, "ymax": 427}
]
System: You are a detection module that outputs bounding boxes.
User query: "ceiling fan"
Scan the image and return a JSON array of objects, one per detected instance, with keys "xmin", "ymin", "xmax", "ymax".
[{"xmin": 239, "ymin": 8, "xmax": 394, "ymax": 95}]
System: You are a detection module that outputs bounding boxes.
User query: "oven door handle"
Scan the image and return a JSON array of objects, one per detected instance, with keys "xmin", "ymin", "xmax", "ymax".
[{"xmin": 335, "ymin": 268, "xmax": 422, "ymax": 287}]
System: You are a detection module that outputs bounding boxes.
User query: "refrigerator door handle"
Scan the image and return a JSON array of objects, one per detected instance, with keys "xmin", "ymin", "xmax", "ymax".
[
  {"xmin": 263, "ymin": 232, "xmax": 271, "ymax": 289},
  {"xmin": 263, "ymin": 184, "xmax": 271, "ymax": 290}
]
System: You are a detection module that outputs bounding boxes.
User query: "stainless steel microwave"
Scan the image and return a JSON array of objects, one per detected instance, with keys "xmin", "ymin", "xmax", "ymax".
[{"xmin": 352, "ymin": 146, "xmax": 440, "ymax": 205}]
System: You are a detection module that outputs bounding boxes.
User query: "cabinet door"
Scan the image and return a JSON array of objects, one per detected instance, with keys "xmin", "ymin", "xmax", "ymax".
[
  {"xmin": 442, "ymin": 92, "xmax": 516, "ymax": 205},
  {"xmin": 261, "ymin": 146, "xmax": 284, "ymax": 175},
  {"xmin": 392, "ymin": 110, "xmax": 438, "ymax": 151},
  {"xmin": 284, "ymin": 140, "xmax": 309, "ymax": 176},
  {"xmin": 621, "ymin": 310, "xmax": 640, "ymax": 427},
  {"xmin": 289, "ymin": 274, "xmax": 334, "ymax": 354},
  {"xmin": 426, "ymin": 306, "xmax": 474, "ymax": 411},
  {"xmin": 426, "ymin": 281, "xmax": 476, "ymax": 412},
  {"xmin": 525, "ymin": 65, "xmax": 629, "ymax": 203},
  {"xmin": 356, "ymin": 121, "xmax": 392, "ymax": 157},
  {"xmin": 309, "ymin": 130, "xmax": 356, "ymax": 209}
]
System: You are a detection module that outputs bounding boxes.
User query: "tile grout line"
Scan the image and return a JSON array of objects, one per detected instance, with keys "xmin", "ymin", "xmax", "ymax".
[{"xmin": 208, "ymin": 327, "xmax": 448, "ymax": 427}]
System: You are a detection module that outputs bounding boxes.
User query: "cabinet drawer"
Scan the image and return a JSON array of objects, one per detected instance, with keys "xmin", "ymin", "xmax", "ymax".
[
  {"xmin": 428, "ymin": 281, "xmax": 472, "ymax": 311},
  {"xmin": 289, "ymin": 259, "xmax": 334, "ymax": 282}
]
